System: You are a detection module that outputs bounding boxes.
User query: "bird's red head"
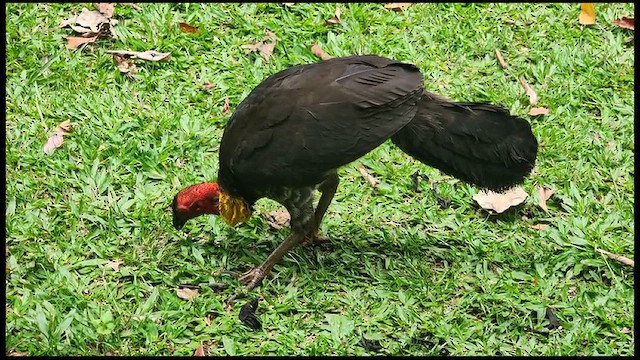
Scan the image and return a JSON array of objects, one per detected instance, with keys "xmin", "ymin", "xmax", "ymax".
[{"xmin": 171, "ymin": 182, "xmax": 220, "ymax": 230}]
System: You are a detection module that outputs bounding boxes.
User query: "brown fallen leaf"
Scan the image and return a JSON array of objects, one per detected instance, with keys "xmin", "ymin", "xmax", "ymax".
[
  {"xmin": 567, "ymin": 286, "xmax": 577, "ymax": 299},
  {"xmin": 56, "ymin": 119, "xmax": 73, "ymax": 135},
  {"xmin": 66, "ymin": 35, "xmax": 99, "ymax": 50},
  {"xmin": 536, "ymin": 186, "xmax": 555, "ymax": 212},
  {"xmin": 61, "ymin": 7, "xmax": 117, "ymax": 38},
  {"xmin": 113, "ymin": 54, "xmax": 136, "ymax": 74},
  {"xmin": 473, "ymin": 187, "xmax": 528, "ymax": 213},
  {"xmin": 262, "ymin": 210, "xmax": 291, "ymax": 230},
  {"xmin": 621, "ymin": 327, "xmax": 631, "ymax": 334},
  {"xmin": 529, "ymin": 107, "xmax": 549, "ymax": 116},
  {"xmin": 204, "ymin": 313, "xmax": 214, "ymax": 326},
  {"xmin": 202, "ymin": 82, "xmax": 215, "ymax": 91},
  {"xmin": 241, "ymin": 30, "xmax": 278, "ymax": 61},
  {"xmin": 94, "ymin": 3, "xmax": 115, "ymax": 18},
  {"xmin": 179, "ymin": 22, "xmax": 201, "ymax": 34},
  {"xmin": 193, "ymin": 344, "xmax": 206, "ymax": 357},
  {"xmin": 612, "ymin": 17, "xmax": 634, "ymax": 31},
  {"xmin": 106, "ymin": 50, "xmax": 171, "ymax": 61},
  {"xmin": 176, "ymin": 287, "xmax": 199, "ymax": 300},
  {"xmin": 311, "ymin": 43, "xmax": 332, "ymax": 61},
  {"xmin": 104, "ymin": 259, "xmax": 123, "ymax": 272},
  {"xmin": 495, "ymin": 49, "xmax": 507, "ymax": 69},
  {"xmin": 384, "ymin": 3, "xmax": 412, "ymax": 12},
  {"xmin": 43, "ymin": 133, "xmax": 64, "ymax": 155},
  {"xmin": 530, "ymin": 223, "xmax": 549, "ymax": 231},
  {"xmin": 7, "ymin": 351, "xmax": 28, "ymax": 357},
  {"xmin": 579, "ymin": 3, "xmax": 596, "ymax": 25},
  {"xmin": 222, "ymin": 98, "xmax": 231, "ymax": 115},
  {"xmin": 358, "ymin": 164, "xmax": 379, "ymax": 188},
  {"xmin": 326, "ymin": 6, "xmax": 341, "ymax": 25},
  {"xmin": 519, "ymin": 78, "xmax": 538, "ymax": 105},
  {"xmin": 596, "ymin": 249, "xmax": 634, "ymax": 267}
]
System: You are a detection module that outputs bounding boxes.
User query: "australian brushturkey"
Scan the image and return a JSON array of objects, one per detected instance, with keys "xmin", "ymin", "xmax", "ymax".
[{"xmin": 172, "ymin": 55, "xmax": 538, "ymax": 300}]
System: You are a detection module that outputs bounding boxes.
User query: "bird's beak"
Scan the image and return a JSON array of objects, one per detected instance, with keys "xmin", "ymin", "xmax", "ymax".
[{"xmin": 173, "ymin": 215, "xmax": 186, "ymax": 230}]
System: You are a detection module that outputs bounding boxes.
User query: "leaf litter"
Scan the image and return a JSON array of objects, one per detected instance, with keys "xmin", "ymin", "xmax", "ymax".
[
  {"xmin": 242, "ymin": 30, "xmax": 278, "ymax": 61},
  {"xmin": 179, "ymin": 22, "xmax": 201, "ymax": 34},
  {"xmin": 536, "ymin": 186, "xmax": 555, "ymax": 212},
  {"xmin": 612, "ymin": 17, "xmax": 634, "ymax": 31},
  {"xmin": 596, "ymin": 249, "xmax": 634, "ymax": 268},
  {"xmin": 262, "ymin": 210, "xmax": 290, "ymax": 230},
  {"xmin": 325, "ymin": 6, "xmax": 341, "ymax": 25},
  {"xmin": 358, "ymin": 164, "xmax": 379, "ymax": 188},
  {"xmin": 176, "ymin": 287, "xmax": 199, "ymax": 300},
  {"xmin": 473, "ymin": 187, "xmax": 528, "ymax": 213},
  {"xmin": 44, "ymin": 120, "xmax": 74, "ymax": 155},
  {"xmin": 311, "ymin": 43, "xmax": 332, "ymax": 60},
  {"xmin": 61, "ymin": 6, "xmax": 118, "ymax": 49}
]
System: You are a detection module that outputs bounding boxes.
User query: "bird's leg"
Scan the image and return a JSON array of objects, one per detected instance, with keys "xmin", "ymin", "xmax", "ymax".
[
  {"xmin": 227, "ymin": 231, "xmax": 305, "ymax": 303},
  {"xmin": 304, "ymin": 174, "xmax": 339, "ymax": 246}
]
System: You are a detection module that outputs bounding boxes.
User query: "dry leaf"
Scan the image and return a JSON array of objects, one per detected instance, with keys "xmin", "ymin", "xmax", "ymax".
[
  {"xmin": 530, "ymin": 223, "xmax": 549, "ymax": 231},
  {"xmin": 568, "ymin": 286, "xmax": 577, "ymax": 299},
  {"xmin": 43, "ymin": 133, "xmax": 64, "ymax": 155},
  {"xmin": 104, "ymin": 259, "xmax": 123, "ymax": 272},
  {"xmin": 179, "ymin": 22, "xmax": 201, "ymax": 34},
  {"xmin": 358, "ymin": 164, "xmax": 379, "ymax": 188},
  {"xmin": 473, "ymin": 187, "xmax": 528, "ymax": 213},
  {"xmin": 621, "ymin": 327, "xmax": 631, "ymax": 334},
  {"xmin": 579, "ymin": 3, "xmax": 596, "ymax": 25},
  {"xmin": 596, "ymin": 249, "xmax": 634, "ymax": 267},
  {"xmin": 384, "ymin": 3, "xmax": 412, "ymax": 12},
  {"xmin": 202, "ymin": 82, "xmax": 215, "ymax": 90},
  {"xmin": 56, "ymin": 119, "xmax": 72, "ymax": 135},
  {"xmin": 311, "ymin": 43, "xmax": 332, "ymax": 61},
  {"xmin": 612, "ymin": 17, "xmax": 634, "ymax": 31},
  {"xmin": 7, "ymin": 352, "xmax": 28, "ymax": 357},
  {"xmin": 176, "ymin": 287, "xmax": 199, "ymax": 300},
  {"xmin": 204, "ymin": 313, "xmax": 214, "ymax": 326},
  {"xmin": 113, "ymin": 54, "xmax": 136, "ymax": 74},
  {"xmin": 326, "ymin": 6, "xmax": 341, "ymax": 25},
  {"xmin": 62, "ymin": 7, "xmax": 117, "ymax": 37},
  {"xmin": 66, "ymin": 35, "xmax": 99, "ymax": 50},
  {"xmin": 106, "ymin": 50, "xmax": 171, "ymax": 61},
  {"xmin": 193, "ymin": 344, "xmax": 206, "ymax": 356},
  {"xmin": 529, "ymin": 107, "xmax": 549, "ymax": 116},
  {"xmin": 222, "ymin": 98, "xmax": 230, "ymax": 115},
  {"xmin": 94, "ymin": 3, "xmax": 115, "ymax": 18},
  {"xmin": 495, "ymin": 49, "xmax": 507, "ymax": 69},
  {"xmin": 241, "ymin": 30, "xmax": 278, "ymax": 61},
  {"xmin": 536, "ymin": 186, "xmax": 555, "ymax": 212},
  {"xmin": 519, "ymin": 78, "xmax": 538, "ymax": 105},
  {"xmin": 262, "ymin": 210, "xmax": 290, "ymax": 230}
]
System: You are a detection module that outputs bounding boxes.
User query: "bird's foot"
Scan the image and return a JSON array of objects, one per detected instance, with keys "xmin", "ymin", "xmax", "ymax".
[{"xmin": 226, "ymin": 266, "xmax": 266, "ymax": 304}]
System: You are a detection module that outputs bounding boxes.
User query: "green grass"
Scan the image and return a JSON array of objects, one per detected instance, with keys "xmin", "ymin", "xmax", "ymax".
[{"xmin": 5, "ymin": 2, "xmax": 634, "ymax": 356}]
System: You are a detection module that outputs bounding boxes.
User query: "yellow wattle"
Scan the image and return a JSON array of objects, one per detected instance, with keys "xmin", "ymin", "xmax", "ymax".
[{"xmin": 219, "ymin": 190, "xmax": 252, "ymax": 227}]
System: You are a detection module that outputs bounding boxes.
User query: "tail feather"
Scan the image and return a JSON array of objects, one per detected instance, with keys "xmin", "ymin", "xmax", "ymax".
[{"xmin": 391, "ymin": 92, "xmax": 538, "ymax": 191}]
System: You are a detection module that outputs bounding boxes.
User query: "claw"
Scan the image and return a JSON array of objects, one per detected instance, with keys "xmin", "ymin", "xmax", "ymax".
[{"xmin": 227, "ymin": 267, "xmax": 266, "ymax": 304}]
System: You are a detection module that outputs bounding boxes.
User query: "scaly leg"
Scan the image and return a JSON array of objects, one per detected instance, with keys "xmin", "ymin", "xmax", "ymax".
[
  {"xmin": 226, "ymin": 231, "xmax": 305, "ymax": 303},
  {"xmin": 304, "ymin": 174, "xmax": 339, "ymax": 246}
]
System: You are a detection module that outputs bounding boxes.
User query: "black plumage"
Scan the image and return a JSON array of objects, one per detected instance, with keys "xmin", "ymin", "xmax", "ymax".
[{"xmin": 174, "ymin": 55, "xmax": 538, "ymax": 300}]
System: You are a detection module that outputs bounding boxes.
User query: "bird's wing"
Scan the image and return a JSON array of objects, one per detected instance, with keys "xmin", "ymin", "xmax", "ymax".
[{"xmin": 219, "ymin": 56, "xmax": 424, "ymax": 189}]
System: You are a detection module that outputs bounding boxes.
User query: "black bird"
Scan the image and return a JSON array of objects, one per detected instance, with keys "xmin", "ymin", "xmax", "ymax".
[{"xmin": 171, "ymin": 55, "xmax": 538, "ymax": 299}]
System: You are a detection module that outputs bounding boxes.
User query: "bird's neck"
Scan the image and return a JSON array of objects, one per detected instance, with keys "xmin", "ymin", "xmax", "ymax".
[{"xmin": 218, "ymin": 189, "xmax": 252, "ymax": 226}]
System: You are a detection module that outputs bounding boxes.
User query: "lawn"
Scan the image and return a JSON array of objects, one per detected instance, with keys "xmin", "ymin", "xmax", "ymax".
[{"xmin": 5, "ymin": 2, "xmax": 635, "ymax": 356}]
